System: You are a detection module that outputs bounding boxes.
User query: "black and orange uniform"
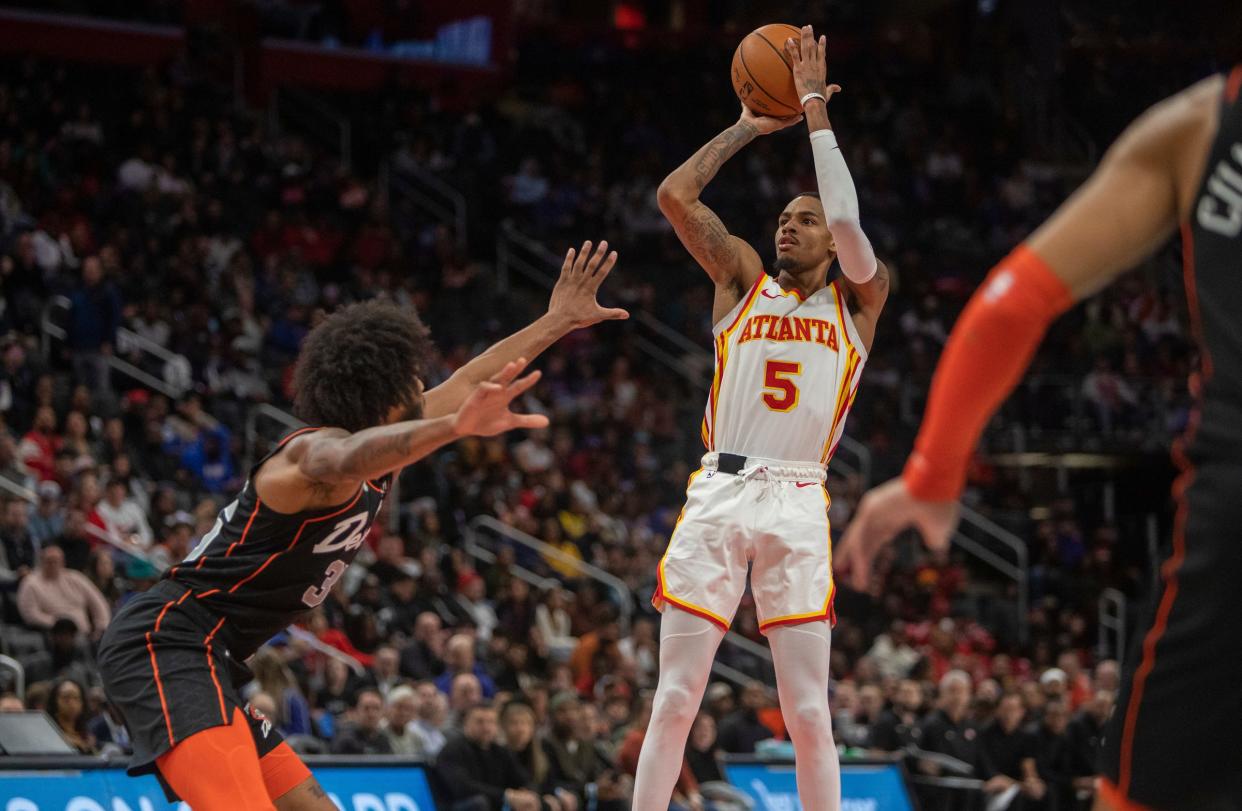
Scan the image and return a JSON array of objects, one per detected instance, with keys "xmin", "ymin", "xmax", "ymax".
[
  {"xmin": 99, "ymin": 427, "xmax": 392, "ymax": 801},
  {"xmin": 1100, "ymin": 66, "xmax": 1242, "ymax": 811}
]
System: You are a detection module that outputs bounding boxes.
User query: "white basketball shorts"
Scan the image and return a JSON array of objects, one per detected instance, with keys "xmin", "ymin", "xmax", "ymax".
[{"xmin": 652, "ymin": 452, "xmax": 837, "ymax": 633}]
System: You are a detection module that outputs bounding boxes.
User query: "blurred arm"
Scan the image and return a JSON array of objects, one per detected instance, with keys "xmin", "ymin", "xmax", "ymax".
[{"xmin": 903, "ymin": 78, "xmax": 1217, "ymax": 500}]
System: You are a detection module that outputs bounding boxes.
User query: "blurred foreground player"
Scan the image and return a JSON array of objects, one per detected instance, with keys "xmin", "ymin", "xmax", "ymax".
[
  {"xmin": 840, "ymin": 64, "xmax": 1242, "ymax": 811},
  {"xmin": 639, "ymin": 26, "xmax": 888, "ymax": 811},
  {"xmin": 98, "ymin": 241, "xmax": 627, "ymax": 811}
]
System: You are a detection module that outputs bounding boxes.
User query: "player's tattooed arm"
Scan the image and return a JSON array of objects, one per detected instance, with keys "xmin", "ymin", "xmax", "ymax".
[
  {"xmin": 261, "ymin": 361, "xmax": 548, "ymax": 509},
  {"xmin": 421, "ymin": 240, "xmax": 627, "ymax": 420}
]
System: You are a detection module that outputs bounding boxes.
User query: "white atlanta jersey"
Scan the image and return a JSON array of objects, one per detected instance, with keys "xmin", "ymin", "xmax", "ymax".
[{"xmin": 702, "ymin": 273, "xmax": 867, "ymax": 464}]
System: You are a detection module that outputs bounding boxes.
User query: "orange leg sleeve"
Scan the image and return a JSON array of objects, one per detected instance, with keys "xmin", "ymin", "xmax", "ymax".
[
  {"xmin": 156, "ymin": 707, "xmax": 277, "ymax": 811},
  {"xmin": 260, "ymin": 741, "xmax": 314, "ymax": 801}
]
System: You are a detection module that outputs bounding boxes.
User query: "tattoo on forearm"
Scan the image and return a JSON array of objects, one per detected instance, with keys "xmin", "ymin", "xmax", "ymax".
[
  {"xmin": 691, "ymin": 122, "xmax": 757, "ymax": 190},
  {"xmin": 308, "ymin": 779, "xmax": 328, "ymax": 799},
  {"xmin": 681, "ymin": 205, "xmax": 738, "ymax": 268}
]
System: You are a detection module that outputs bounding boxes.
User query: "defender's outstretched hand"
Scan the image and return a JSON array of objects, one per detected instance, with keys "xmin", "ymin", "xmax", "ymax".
[
  {"xmin": 784, "ymin": 25, "xmax": 842, "ymax": 108},
  {"xmin": 548, "ymin": 239, "xmax": 629, "ymax": 329},
  {"xmin": 452, "ymin": 358, "xmax": 549, "ymax": 437},
  {"xmin": 836, "ymin": 477, "xmax": 960, "ymax": 592}
]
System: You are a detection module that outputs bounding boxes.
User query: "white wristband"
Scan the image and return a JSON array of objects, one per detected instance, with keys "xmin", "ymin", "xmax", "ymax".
[{"xmin": 799, "ymin": 91, "xmax": 827, "ymax": 109}]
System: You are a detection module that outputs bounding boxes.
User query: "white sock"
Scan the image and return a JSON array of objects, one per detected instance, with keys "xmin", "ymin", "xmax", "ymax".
[
  {"xmin": 769, "ymin": 621, "xmax": 841, "ymax": 811},
  {"xmin": 632, "ymin": 608, "xmax": 725, "ymax": 809}
]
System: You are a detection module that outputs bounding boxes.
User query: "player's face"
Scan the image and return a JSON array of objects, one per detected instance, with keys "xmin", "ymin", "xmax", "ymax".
[{"xmin": 773, "ymin": 196, "xmax": 835, "ymax": 273}]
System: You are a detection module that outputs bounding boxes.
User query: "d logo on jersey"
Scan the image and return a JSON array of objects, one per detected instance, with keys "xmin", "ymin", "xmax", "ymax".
[{"xmin": 311, "ymin": 513, "xmax": 370, "ymax": 555}]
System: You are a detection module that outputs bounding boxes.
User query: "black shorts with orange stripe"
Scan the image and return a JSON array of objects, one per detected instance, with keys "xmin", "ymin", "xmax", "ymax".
[
  {"xmin": 99, "ymin": 579, "xmax": 285, "ymax": 799},
  {"xmin": 1098, "ymin": 460, "xmax": 1242, "ymax": 811}
]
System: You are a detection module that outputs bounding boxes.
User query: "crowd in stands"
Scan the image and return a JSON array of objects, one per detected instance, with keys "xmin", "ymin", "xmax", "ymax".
[{"xmin": 0, "ymin": 3, "xmax": 1216, "ymax": 808}]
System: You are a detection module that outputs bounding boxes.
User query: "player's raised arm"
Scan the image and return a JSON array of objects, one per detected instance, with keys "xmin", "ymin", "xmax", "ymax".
[
  {"xmin": 421, "ymin": 239, "xmax": 627, "ymax": 420},
  {"xmin": 258, "ymin": 360, "xmax": 548, "ymax": 513},
  {"xmin": 656, "ymin": 106, "xmax": 798, "ymax": 306},
  {"xmin": 786, "ymin": 25, "xmax": 887, "ymax": 325},
  {"xmin": 837, "ymin": 75, "xmax": 1220, "ymax": 591}
]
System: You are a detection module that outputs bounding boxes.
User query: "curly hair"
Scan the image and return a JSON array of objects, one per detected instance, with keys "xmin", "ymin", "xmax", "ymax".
[{"xmin": 292, "ymin": 300, "xmax": 435, "ymax": 433}]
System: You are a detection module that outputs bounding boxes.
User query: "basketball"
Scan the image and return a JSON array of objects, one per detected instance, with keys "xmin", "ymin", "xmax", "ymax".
[{"xmin": 731, "ymin": 23, "xmax": 801, "ymax": 116}]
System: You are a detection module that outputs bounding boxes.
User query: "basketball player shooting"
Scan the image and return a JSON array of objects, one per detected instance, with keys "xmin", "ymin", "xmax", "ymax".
[
  {"xmin": 96, "ymin": 241, "xmax": 626, "ymax": 811},
  {"xmin": 840, "ymin": 65, "xmax": 1242, "ymax": 811},
  {"xmin": 636, "ymin": 25, "xmax": 889, "ymax": 811}
]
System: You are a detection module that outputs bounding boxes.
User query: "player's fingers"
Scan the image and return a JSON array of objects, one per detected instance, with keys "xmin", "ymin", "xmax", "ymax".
[
  {"xmin": 784, "ymin": 37, "xmax": 800, "ymax": 62},
  {"xmin": 601, "ymin": 307, "xmax": 630, "ymax": 321},
  {"xmin": 585, "ymin": 240, "xmax": 610, "ymax": 274},
  {"xmin": 819, "ymin": 35, "xmax": 827, "ymax": 60},
  {"xmin": 573, "ymin": 240, "xmax": 593, "ymax": 275},
  {"xmin": 800, "ymin": 24, "xmax": 815, "ymax": 57},
  {"xmin": 490, "ymin": 358, "xmax": 529, "ymax": 385},
  {"xmin": 591, "ymin": 249, "xmax": 618, "ymax": 280},
  {"xmin": 511, "ymin": 413, "xmax": 550, "ymax": 431},
  {"xmin": 506, "ymin": 369, "xmax": 543, "ymax": 397},
  {"xmin": 560, "ymin": 247, "xmax": 576, "ymax": 276}
]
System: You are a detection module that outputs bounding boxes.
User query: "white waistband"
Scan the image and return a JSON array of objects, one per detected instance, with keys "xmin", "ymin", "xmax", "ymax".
[{"xmin": 701, "ymin": 452, "xmax": 828, "ymax": 482}]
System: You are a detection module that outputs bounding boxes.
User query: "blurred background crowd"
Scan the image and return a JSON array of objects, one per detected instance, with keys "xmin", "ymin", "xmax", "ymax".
[{"xmin": 0, "ymin": 0, "xmax": 1224, "ymax": 808}]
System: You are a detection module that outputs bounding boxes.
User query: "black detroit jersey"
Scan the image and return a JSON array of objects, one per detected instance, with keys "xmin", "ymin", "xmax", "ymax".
[
  {"xmin": 1185, "ymin": 67, "xmax": 1242, "ymax": 463},
  {"xmin": 166, "ymin": 427, "xmax": 390, "ymax": 659}
]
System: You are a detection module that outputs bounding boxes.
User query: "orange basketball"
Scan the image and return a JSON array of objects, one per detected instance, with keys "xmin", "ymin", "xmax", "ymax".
[{"xmin": 731, "ymin": 23, "xmax": 801, "ymax": 116}]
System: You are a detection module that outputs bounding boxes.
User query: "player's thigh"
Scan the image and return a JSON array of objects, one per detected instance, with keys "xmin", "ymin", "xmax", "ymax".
[
  {"xmin": 657, "ymin": 473, "xmax": 749, "ymax": 627},
  {"xmin": 750, "ymin": 485, "xmax": 833, "ymax": 631},
  {"xmin": 1102, "ymin": 472, "xmax": 1242, "ymax": 810}
]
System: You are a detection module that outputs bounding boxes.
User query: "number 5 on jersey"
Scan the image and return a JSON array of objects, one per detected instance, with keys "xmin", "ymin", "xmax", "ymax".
[{"xmin": 762, "ymin": 360, "xmax": 802, "ymax": 411}]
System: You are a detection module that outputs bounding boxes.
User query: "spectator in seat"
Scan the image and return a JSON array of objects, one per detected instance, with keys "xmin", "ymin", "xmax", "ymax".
[
  {"xmin": 28, "ymin": 480, "xmax": 65, "ymax": 546},
  {"xmin": 435, "ymin": 634, "xmax": 497, "ymax": 698},
  {"xmin": 1033, "ymin": 697, "xmax": 1075, "ymax": 810},
  {"xmin": 88, "ymin": 685, "xmax": 132, "ymax": 755},
  {"xmin": 16, "ymin": 544, "xmax": 110, "ymax": 639},
  {"xmin": 50, "ymin": 508, "xmax": 93, "ymax": 573},
  {"xmin": 543, "ymin": 692, "xmax": 619, "ymax": 806},
  {"xmin": 685, "ymin": 711, "xmax": 725, "ymax": 785},
  {"xmin": 399, "ymin": 610, "xmax": 445, "ymax": 680},
  {"xmin": 916, "ymin": 670, "xmax": 978, "ymax": 811},
  {"xmin": 47, "ymin": 677, "xmax": 96, "ymax": 753},
  {"xmin": 247, "ymin": 647, "xmax": 312, "ymax": 738},
  {"xmin": 455, "ymin": 571, "xmax": 499, "ymax": 643},
  {"xmin": 22, "ymin": 617, "xmax": 98, "ymax": 687},
  {"xmin": 977, "ymin": 692, "xmax": 1044, "ymax": 809},
  {"xmin": 148, "ymin": 512, "xmax": 194, "ymax": 572},
  {"xmin": 95, "ymin": 477, "xmax": 152, "ymax": 549},
  {"xmin": 409, "ymin": 680, "xmax": 449, "ymax": 758},
  {"xmin": 0, "ymin": 496, "xmax": 37, "ymax": 578},
  {"xmin": 869, "ymin": 678, "xmax": 925, "ymax": 753},
  {"xmin": 717, "ymin": 681, "xmax": 774, "ymax": 754},
  {"xmin": 0, "ymin": 694, "xmax": 25, "ymax": 711},
  {"xmin": 371, "ymin": 645, "xmax": 402, "ymax": 699},
  {"xmin": 331, "ymin": 689, "xmax": 393, "ymax": 755},
  {"xmin": 450, "ymin": 672, "xmax": 485, "ymax": 721},
  {"xmin": 19, "ymin": 407, "xmax": 60, "ymax": 482},
  {"xmin": 1067, "ymin": 690, "xmax": 1115, "ymax": 799},
  {"xmin": 382, "ymin": 684, "xmax": 423, "ymax": 757},
  {"xmin": 502, "ymin": 698, "xmax": 560, "ymax": 802},
  {"xmin": 434, "ymin": 703, "xmax": 542, "ymax": 811}
]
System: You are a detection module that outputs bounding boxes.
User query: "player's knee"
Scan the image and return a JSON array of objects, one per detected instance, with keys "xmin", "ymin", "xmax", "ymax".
[
  {"xmin": 784, "ymin": 699, "xmax": 832, "ymax": 744},
  {"xmin": 652, "ymin": 679, "xmax": 699, "ymax": 725}
]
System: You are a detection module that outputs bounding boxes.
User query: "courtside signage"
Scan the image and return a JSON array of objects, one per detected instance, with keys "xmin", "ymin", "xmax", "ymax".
[
  {"xmin": 722, "ymin": 760, "xmax": 916, "ymax": 811},
  {"xmin": 0, "ymin": 764, "xmax": 436, "ymax": 811}
]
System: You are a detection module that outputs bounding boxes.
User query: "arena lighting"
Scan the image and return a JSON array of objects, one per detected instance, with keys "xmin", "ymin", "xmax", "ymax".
[{"xmin": 988, "ymin": 453, "xmax": 1137, "ymax": 470}]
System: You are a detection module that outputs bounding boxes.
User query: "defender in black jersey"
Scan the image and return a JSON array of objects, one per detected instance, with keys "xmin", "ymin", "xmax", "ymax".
[
  {"xmin": 98, "ymin": 240, "xmax": 625, "ymax": 811},
  {"xmin": 839, "ymin": 66, "xmax": 1242, "ymax": 811}
]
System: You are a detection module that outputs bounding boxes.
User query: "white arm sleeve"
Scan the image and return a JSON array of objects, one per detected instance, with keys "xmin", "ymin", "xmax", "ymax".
[{"xmin": 810, "ymin": 129, "xmax": 878, "ymax": 284}]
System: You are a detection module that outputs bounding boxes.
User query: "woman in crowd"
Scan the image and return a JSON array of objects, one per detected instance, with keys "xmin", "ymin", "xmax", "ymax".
[{"xmin": 47, "ymin": 677, "xmax": 96, "ymax": 754}]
